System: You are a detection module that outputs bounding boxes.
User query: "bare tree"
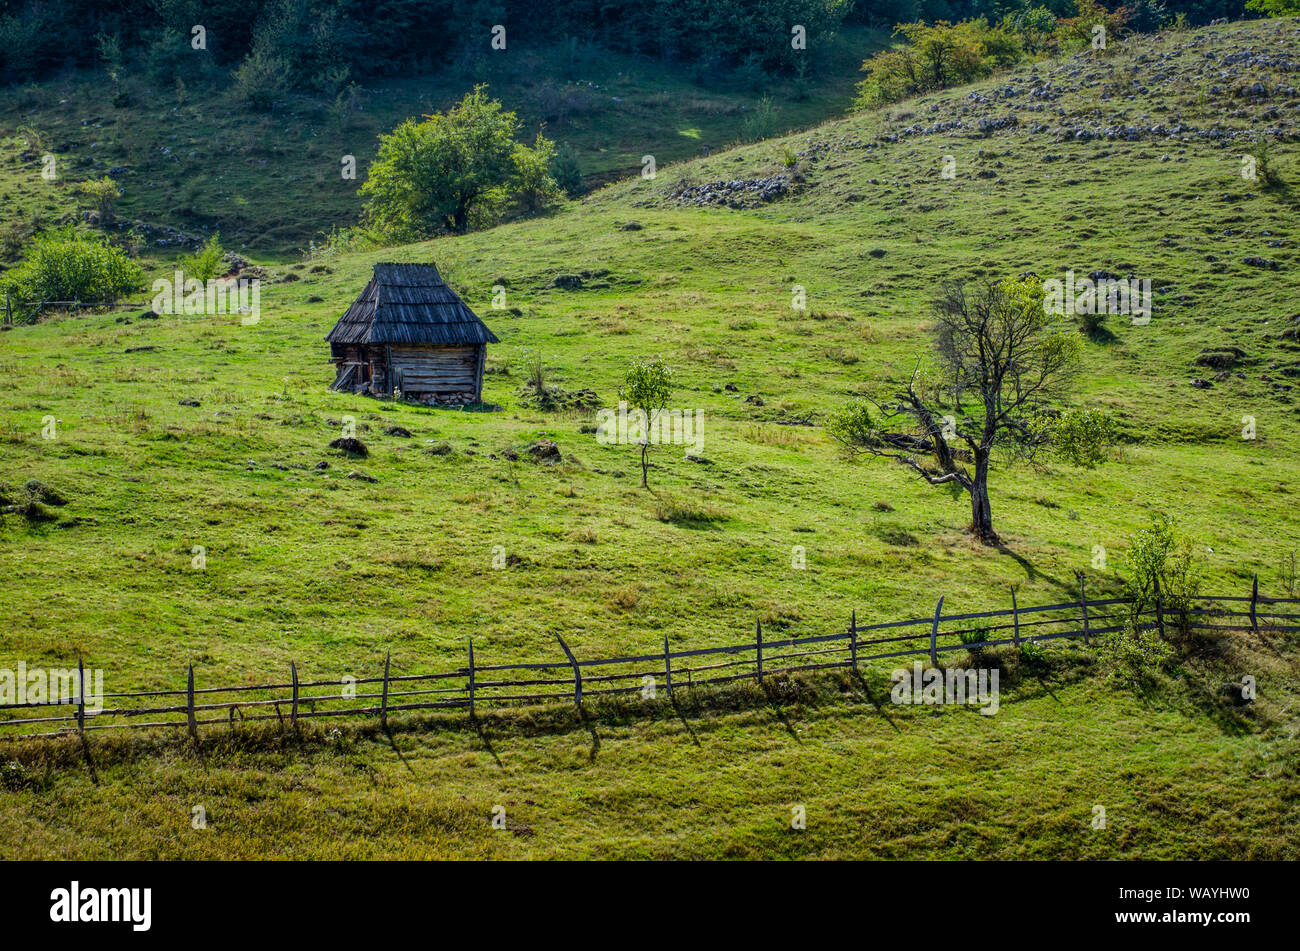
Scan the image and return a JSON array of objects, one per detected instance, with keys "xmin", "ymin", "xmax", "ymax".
[{"xmin": 830, "ymin": 278, "xmax": 1080, "ymax": 544}]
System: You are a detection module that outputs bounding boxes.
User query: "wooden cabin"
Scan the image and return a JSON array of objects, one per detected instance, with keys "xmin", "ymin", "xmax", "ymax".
[{"xmin": 325, "ymin": 263, "xmax": 498, "ymax": 404}]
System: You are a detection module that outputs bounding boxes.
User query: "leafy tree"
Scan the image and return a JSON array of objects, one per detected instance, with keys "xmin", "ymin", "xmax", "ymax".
[
  {"xmin": 855, "ymin": 18, "xmax": 1006, "ymax": 106},
  {"xmin": 1246, "ymin": 0, "xmax": 1300, "ymax": 14},
  {"xmin": 621, "ymin": 358, "xmax": 674, "ymax": 489},
  {"xmin": 828, "ymin": 278, "xmax": 1081, "ymax": 544},
  {"xmin": 361, "ymin": 86, "xmax": 557, "ymax": 236}
]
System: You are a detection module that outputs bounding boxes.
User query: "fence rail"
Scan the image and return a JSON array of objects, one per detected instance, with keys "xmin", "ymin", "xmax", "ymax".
[{"xmin": 2, "ymin": 576, "xmax": 1295, "ymax": 742}]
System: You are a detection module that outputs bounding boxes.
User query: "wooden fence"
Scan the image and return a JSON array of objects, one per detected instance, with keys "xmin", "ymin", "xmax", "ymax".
[{"xmin": 2, "ymin": 576, "xmax": 1295, "ymax": 742}]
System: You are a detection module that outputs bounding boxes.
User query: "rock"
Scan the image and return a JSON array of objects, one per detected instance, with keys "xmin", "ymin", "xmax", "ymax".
[
  {"xmin": 384, "ymin": 426, "xmax": 412, "ymax": 437},
  {"xmin": 669, "ymin": 176, "xmax": 793, "ymax": 208},
  {"xmin": 346, "ymin": 471, "xmax": 378, "ymax": 483},
  {"xmin": 551, "ymin": 274, "xmax": 585, "ymax": 290},
  {"xmin": 328, "ymin": 436, "xmax": 368, "ymax": 457},
  {"xmin": 619, "ymin": 221, "xmax": 643, "ymax": 231},
  {"xmin": 178, "ymin": 398, "xmax": 201, "ymax": 407},
  {"xmin": 1189, "ymin": 378, "xmax": 1214, "ymax": 388},
  {"xmin": 426, "ymin": 442, "xmax": 454, "ymax": 456},
  {"xmin": 1244, "ymin": 256, "xmax": 1280, "ymax": 269},
  {"xmin": 24, "ymin": 480, "xmax": 66, "ymax": 506},
  {"xmin": 1219, "ymin": 683, "xmax": 1254, "ymax": 706},
  {"xmin": 745, "ymin": 394, "xmax": 765, "ymax": 406},
  {"xmin": 1195, "ymin": 348, "xmax": 1246, "ymax": 368},
  {"xmin": 502, "ymin": 449, "xmax": 519, "ymax": 462},
  {"xmin": 527, "ymin": 440, "xmax": 561, "ymax": 462},
  {"xmin": 313, "ymin": 461, "xmax": 329, "ymax": 470}
]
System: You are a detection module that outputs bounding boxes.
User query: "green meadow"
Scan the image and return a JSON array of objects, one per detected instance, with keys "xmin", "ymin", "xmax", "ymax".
[{"xmin": 0, "ymin": 18, "xmax": 1297, "ymax": 858}]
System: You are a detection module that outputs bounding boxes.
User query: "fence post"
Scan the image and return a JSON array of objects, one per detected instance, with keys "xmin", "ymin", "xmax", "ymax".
[
  {"xmin": 556, "ymin": 635, "xmax": 582, "ymax": 708},
  {"xmin": 849, "ymin": 610, "xmax": 858, "ymax": 672},
  {"xmin": 467, "ymin": 638, "xmax": 476, "ymax": 718},
  {"xmin": 1078, "ymin": 572, "xmax": 1091, "ymax": 645},
  {"xmin": 1152, "ymin": 575, "xmax": 1166, "ymax": 639},
  {"xmin": 186, "ymin": 663, "xmax": 198, "ymax": 745},
  {"xmin": 76, "ymin": 657, "xmax": 86, "ymax": 736},
  {"xmin": 929, "ymin": 596, "xmax": 944, "ymax": 666},
  {"xmin": 663, "ymin": 635, "xmax": 673, "ymax": 699},
  {"xmin": 290, "ymin": 661, "xmax": 299, "ymax": 730},
  {"xmin": 755, "ymin": 618, "xmax": 764, "ymax": 685},
  {"xmin": 1010, "ymin": 588, "xmax": 1021, "ymax": 648},
  {"xmin": 1250, "ymin": 573, "xmax": 1259, "ymax": 634}
]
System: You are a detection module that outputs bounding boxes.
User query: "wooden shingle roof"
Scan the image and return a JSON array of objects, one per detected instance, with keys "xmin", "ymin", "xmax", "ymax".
[{"xmin": 325, "ymin": 263, "xmax": 499, "ymax": 346}]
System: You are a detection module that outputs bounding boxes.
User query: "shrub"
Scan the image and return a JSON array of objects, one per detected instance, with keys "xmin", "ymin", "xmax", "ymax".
[
  {"xmin": 741, "ymin": 96, "xmax": 780, "ymax": 142},
  {"xmin": 232, "ymin": 48, "xmax": 291, "ymax": 111},
  {"xmin": 1121, "ymin": 513, "xmax": 1203, "ymax": 641},
  {"xmin": 550, "ymin": 144, "xmax": 584, "ymax": 198},
  {"xmin": 653, "ymin": 495, "xmax": 726, "ymax": 525},
  {"xmin": 1019, "ymin": 640, "xmax": 1047, "ymax": 666},
  {"xmin": 73, "ymin": 177, "xmax": 122, "ymax": 226},
  {"xmin": 3, "ymin": 228, "xmax": 143, "ymax": 318},
  {"xmin": 183, "ymin": 235, "xmax": 227, "ymax": 282},
  {"xmin": 1099, "ymin": 619, "xmax": 1174, "ymax": 688},
  {"xmin": 1049, "ymin": 407, "xmax": 1117, "ymax": 468}
]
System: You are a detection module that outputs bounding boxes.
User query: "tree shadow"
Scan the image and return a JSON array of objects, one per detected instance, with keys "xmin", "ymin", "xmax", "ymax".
[
  {"xmin": 78, "ymin": 734, "xmax": 99, "ymax": 786},
  {"xmin": 762, "ymin": 685, "xmax": 804, "ymax": 745},
  {"xmin": 381, "ymin": 726, "xmax": 418, "ymax": 777},
  {"xmin": 668, "ymin": 693, "xmax": 701, "ymax": 746},
  {"xmin": 851, "ymin": 669, "xmax": 901, "ymax": 731},
  {"xmin": 577, "ymin": 704, "xmax": 600, "ymax": 762},
  {"xmin": 471, "ymin": 714, "xmax": 503, "ymax": 766}
]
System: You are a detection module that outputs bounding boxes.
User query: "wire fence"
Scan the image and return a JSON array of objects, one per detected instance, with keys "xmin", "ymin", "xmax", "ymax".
[{"xmin": 2, "ymin": 575, "xmax": 1295, "ymax": 742}]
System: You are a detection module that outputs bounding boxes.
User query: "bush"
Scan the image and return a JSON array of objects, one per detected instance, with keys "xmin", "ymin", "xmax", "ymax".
[
  {"xmin": 741, "ymin": 96, "xmax": 780, "ymax": 143},
  {"xmin": 653, "ymin": 495, "xmax": 726, "ymax": 524},
  {"xmin": 1122, "ymin": 513, "xmax": 1203, "ymax": 641},
  {"xmin": 74, "ymin": 177, "xmax": 122, "ymax": 226},
  {"xmin": 1018, "ymin": 640, "xmax": 1047, "ymax": 666},
  {"xmin": 183, "ymin": 234, "xmax": 227, "ymax": 282},
  {"xmin": 1049, "ymin": 407, "xmax": 1117, "ymax": 468},
  {"xmin": 232, "ymin": 48, "xmax": 291, "ymax": 111},
  {"xmin": 1100, "ymin": 619, "xmax": 1174, "ymax": 688},
  {"xmin": 3, "ymin": 228, "xmax": 143, "ymax": 318},
  {"xmin": 550, "ymin": 144, "xmax": 584, "ymax": 198}
]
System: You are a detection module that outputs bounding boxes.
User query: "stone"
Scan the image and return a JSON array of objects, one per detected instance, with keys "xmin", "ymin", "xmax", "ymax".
[{"xmin": 328, "ymin": 436, "xmax": 368, "ymax": 457}]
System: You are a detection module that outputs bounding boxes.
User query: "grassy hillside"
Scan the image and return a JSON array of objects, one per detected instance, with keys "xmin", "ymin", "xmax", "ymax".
[
  {"xmin": 0, "ymin": 29, "xmax": 881, "ymax": 257},
  {"xmin": 1, "ymin": 18, "xmax": 1298, "ymax": 858}
]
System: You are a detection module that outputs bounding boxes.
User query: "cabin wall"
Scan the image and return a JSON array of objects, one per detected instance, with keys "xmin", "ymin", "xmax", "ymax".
[
  {"xmin": 389, "ymin": 344, "xmax": 484, "ymax": 402},
  {"xmin": 330, "ymin": 343, "xmax": 486, "ymax": 402}
]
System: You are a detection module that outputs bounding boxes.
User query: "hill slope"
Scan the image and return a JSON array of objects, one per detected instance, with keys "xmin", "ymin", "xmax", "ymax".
[{"xmin": 1, "ymin": 18, "xmax": 1298, "ymax": 859}]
